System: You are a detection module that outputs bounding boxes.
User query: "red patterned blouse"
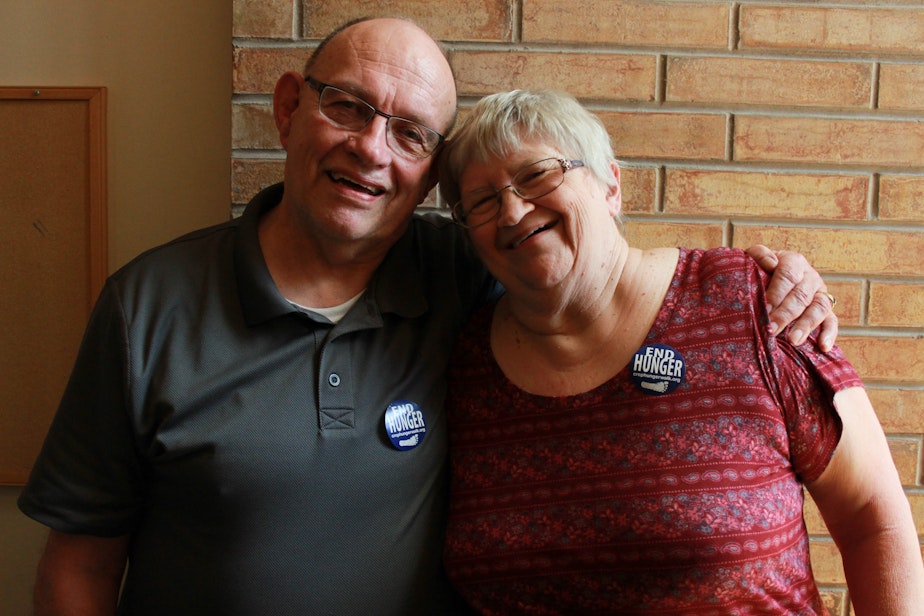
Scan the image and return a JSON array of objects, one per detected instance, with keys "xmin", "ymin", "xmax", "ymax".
[{"xmin": 444, "ymin": 248, "xmax": 862, "ymax": 615}]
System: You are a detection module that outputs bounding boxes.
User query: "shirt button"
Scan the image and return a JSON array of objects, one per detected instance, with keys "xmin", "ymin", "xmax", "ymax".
[{"xmin": 328, "ymin": 373, "xmax": 341, "ymax": 387}]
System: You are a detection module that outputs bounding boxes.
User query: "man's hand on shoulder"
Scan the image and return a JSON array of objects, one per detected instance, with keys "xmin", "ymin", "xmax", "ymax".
[{"xmin": 746, "ymin": 245, "xmax": 838, "ymax": 352}]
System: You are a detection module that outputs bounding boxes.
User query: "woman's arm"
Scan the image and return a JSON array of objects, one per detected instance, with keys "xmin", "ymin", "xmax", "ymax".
[{"xmin": 806, "ymin": 387, "xmax": 924, "ymax": 615}]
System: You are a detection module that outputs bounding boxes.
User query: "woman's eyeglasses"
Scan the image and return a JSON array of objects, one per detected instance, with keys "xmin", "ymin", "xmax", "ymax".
[{"xmin": 452, "ymin": 158, "xmax": 585, "ymax": 228}]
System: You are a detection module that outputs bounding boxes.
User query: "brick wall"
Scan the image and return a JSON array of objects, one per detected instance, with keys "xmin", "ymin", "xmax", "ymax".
[{"xmin": 232, "ymin": 1, "xmax": 924, "ymax": 613}]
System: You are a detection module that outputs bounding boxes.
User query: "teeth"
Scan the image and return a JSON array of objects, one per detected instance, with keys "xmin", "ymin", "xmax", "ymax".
[
  {"xmin": 511, "ymin": 223, "xmax": 552, "ymax": 248},
  {"xmin": 331, "ymin": 172, "xmax": 383, "ymax": 196}
]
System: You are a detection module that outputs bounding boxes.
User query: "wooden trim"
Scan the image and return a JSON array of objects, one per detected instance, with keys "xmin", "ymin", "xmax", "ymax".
[{"xmin": 0, "ymin": 87, "xmax": 107, "ymax": 485}]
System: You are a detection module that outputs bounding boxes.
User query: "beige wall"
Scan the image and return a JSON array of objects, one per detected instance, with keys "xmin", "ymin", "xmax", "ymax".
[{"xmin": 0, "ymin": 1, "xmax": 230, "ymax": 613}]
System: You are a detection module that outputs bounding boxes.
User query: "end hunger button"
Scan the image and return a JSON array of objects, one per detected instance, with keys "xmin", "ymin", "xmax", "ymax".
[
  {"xmin": 631, "ymin": 344, "xmax": 686, "ymax": 395},
  {"xmin": 384, "ymin": 400, "xmax": 427, "ymax": 451}
]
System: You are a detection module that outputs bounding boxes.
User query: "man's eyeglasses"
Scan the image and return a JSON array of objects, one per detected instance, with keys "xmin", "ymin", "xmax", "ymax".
[
  {"xmin": 451, "ymin": 157, "xmax": 585, "ymax": 228},
  {"xmin": 305, "ymin": 76, "xmax": 444, "ymax": 160}
]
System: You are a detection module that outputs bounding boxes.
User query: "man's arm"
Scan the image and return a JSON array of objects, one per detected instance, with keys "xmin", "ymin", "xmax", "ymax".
[
  {"xmin": 746, "ymin": 245, "xmax": 838, "ymax": 351},
  {"xmin": 34, "ymin": 530, "xmax": 129, "ymax": 616}
]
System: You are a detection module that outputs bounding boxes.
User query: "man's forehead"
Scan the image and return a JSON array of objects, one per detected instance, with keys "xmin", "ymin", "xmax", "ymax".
[
  {"xmin": 314, "ymin": 24, "xmax": 456, "ymax": 126},
  {"xmin": 323, "ymin": 23, "xmax": 449, "ymax": 83}
]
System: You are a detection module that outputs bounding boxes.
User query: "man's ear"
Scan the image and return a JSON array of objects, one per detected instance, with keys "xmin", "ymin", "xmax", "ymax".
[
  {"xmin": 273, "ymin": 72, "xmax": 303, "ymax": 149},
  {"xmin": 417, "ymin": 148, "xmax": 444, "ymax": 204}
]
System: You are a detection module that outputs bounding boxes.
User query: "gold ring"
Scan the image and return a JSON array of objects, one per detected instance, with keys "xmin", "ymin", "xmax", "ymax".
[{"xmin": 819, "ymin": 291, "xmax": 837, "ymax": 307}]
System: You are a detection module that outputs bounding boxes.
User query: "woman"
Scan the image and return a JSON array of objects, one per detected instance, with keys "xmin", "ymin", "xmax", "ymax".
[{"xmin": 438, "ymin": 90, "xmax": 924, "ymax": 614}]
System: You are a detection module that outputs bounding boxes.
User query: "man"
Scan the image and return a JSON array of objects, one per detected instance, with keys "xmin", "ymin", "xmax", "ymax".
[{"xmin": 19, "ymin": 17, "xmax": 836, "ymax": 615}]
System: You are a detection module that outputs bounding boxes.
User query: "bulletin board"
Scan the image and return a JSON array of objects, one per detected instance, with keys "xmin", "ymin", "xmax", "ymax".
[{"xmin": 0, "ymin": 87, "xmax": 107, "ymax": 485}]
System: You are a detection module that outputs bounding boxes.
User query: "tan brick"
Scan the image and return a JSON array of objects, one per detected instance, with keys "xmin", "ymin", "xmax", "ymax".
[
  {"xmin": 739, "ymin": 5, "xmax": 924, "ymax": 55},
  {"xmin": 734, "ymin": 116, "xmax": 924, "ymax": 167},
  {"xmin": 803, "ymin": 491, "xmax": 827, "ymax": 535},
  {"xmin": 421, "ymin": 186, "xmax": 440, "ymax": 210},
  {"xmin": 663, "ymin": 170, "xmax": 868, "ymax": 220},
  {"xmin": 232, "ymin": 103, "xmax": 279, "ymax": 150},
  {"xmin": 908, "ymin": 492, "xmax": 924, "ymax": 535},
  {"xmin": 880, "ymin": 176, "xmax": 924, "ymax": 222},
  {"xmin": 824, "ymin": 280, "xmax": 862, "ymax": 328},
  {"xmin": 879, "ymin": 63, "xmax": 924, "ymax": 111},
  {"xmin": 819, "ymin": 589, "xmax": 848, "ymax": 616},
  {"xmin": 451, "ymin": 51, "xmax": 656, "ymax": 101},
  {"xmin": 233, "ymin": 0, "xmax": 295, "ymax": 38},
  {"xmin": 889, "ymin": 438, "xmax": 921, "ymax": 487},
  {"xmin": 732, "ymin": 226, "xmax": 924, "ymax": 277},
  {"xmin": 623, "ymin": 220, "xmax": 724, "ymax": 250},
  {"xmin": 868, "ymin": 389, "xmax": 924, "ymax": 434},
  {"xmin": 523, "ymin": 0, "xmax": 728, "ymax": 48},
  {"xmin": 233, "ymin": 47, "xmax": 309, "ymax": 95},
  {"xmin": 838, "ymin": 336, "xmax": 924, "ymax": 384},
  {"xmin": 667, "ymin": 57, "xmax": 871, "ymax": 108},
  {"xmin": 869, "ymin": 282, "xmax": 924, "ymax": 328},
  {"xmin": 600, "ymin": 112, "xmax": 726, "ymax": 161},
  {"xmin": 620, "ymin": 166, "xmax": 657, "ymax": 214},
  {"xmin": 231, "ymin": 158, "xmax": 285, "ymax": 204},
  {"xmin": 809, "ymin": 539, "xmax": 845, "ymax": 585},
  {"xmin": 302, "ymin": 0, "xmax": 512, "ymax": 42}
]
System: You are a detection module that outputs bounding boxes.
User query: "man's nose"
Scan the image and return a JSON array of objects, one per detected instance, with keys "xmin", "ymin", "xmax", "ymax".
[{"xmin": 346, "ymin": 114, "xmax": 392, "ymax": 164}]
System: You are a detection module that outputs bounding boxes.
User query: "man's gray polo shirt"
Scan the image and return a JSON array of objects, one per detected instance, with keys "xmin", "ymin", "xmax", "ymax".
[{"xmin": 19, "ymin": 183, "xmax": 495, "ymax": 615}]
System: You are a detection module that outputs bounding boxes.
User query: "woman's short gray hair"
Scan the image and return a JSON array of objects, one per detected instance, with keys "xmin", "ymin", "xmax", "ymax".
[{"xmin": 438, "ymin": 89, "xmax": 618, "ymax": 208}]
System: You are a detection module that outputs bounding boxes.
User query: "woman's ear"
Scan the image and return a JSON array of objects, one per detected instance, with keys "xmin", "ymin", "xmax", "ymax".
[
  {"xmin": 273, "ymin": 72, "xmax": 303, "ymax": 149},
  {"xmin": 605, "ymin": 160, "xmax": 623, "ymax": 217}
]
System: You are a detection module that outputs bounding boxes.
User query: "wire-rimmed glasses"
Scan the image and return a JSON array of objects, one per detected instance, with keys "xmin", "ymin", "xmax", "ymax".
[
  {"xmin": 305, "ymin": 76, "xmax": 444, "ymax": 160},
  {"xmin": 451, "ymin": 157, "xmax": 585, "ymax": 228}
]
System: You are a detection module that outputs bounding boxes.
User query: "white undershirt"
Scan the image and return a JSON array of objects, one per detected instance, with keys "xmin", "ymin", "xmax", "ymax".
[{"xmin": 292, "ymin": 290, "xmax": 364, "ymax": 324}]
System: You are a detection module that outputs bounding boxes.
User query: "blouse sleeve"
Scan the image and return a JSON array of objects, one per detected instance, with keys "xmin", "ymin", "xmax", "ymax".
[{"xmin": 757, "ymin": 269, "xmax": 864, "ymax": 483}]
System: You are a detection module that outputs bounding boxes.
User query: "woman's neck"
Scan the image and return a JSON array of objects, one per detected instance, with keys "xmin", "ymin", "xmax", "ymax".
[
  {"xmin": 490, "ymin": 246, "xmax": 679, "ymax": 396},
  {"xmin": 502, "ymin": 240, "xmax": 635, "ymax": 338}
]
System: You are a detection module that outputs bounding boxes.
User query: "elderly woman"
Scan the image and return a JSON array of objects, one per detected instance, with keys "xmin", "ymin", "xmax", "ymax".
[{"xmin": 438, "ymin": 90, "xmax": 924, "ymax": 615}]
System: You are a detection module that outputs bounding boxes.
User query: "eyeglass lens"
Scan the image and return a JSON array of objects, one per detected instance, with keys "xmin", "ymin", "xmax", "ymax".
[
  {"xmin": 316, "ymin": 85, "xmax": 440, "ymax": 159},
  {"xmin": 455, "ymin": 158, "xmax": 569, "ymax": 227}
]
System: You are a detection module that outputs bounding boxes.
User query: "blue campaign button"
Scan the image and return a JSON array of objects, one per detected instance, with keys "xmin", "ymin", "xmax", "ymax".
[
  {"xmin": 384, "ymin": 400, "xmax": 427, "ymax": 451},
  {"xmin": 631, "ymin": 344, "xmax": 686, "ymax": 395}
]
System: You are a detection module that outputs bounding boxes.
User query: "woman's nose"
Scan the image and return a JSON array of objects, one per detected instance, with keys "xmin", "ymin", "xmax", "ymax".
[{"xmin": 494, "ymin": 187, "xmax": 534, "ymax": 227}]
